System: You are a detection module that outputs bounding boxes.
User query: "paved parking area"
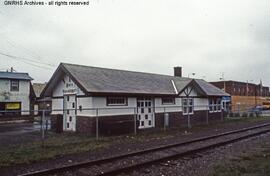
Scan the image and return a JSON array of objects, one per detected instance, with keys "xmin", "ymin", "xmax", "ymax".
[{"xmin": 0, "ymin": 122, "xmax": 42, "ymax": 148}]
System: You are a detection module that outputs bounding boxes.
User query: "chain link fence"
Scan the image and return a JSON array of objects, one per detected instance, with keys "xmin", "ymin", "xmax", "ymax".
[
  {"xmin": 0, "ymin": 104, "xmax": 227, "ymax": 139},
  {"xmin": 1, "ymin": 103, "xmax": 270, "ymax": 142}
]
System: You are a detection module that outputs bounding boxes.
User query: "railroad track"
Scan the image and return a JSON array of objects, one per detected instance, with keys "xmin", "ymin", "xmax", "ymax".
[{"xmin": 19, "ymin": 123, "xmax": 270, "ymax": 176}]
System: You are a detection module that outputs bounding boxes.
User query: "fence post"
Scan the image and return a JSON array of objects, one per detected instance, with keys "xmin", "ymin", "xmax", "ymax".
[
  {"xmin": 163, "ymin": 107, "xmax": 166, "ymax": 131},
  {"xmin": 221, "ymin": 107, "xmax": 224, "ymax": 122},
  {"xmin": 206, "ymin": 105, "xmax": 209, "ymax": 125},
  {"xmin": 45, "ymin": 110, "xmax": 48, "ymax": 132},
  {"xmin": 187, "ymin": 104, "xmax": 191, "ymax": 129},
  {"xmin": 188, "ymin": 112, "xmax": 191, "ymax": 129},
  {"xmin": 96, "ymin": 108, "xmax": 99, "ymax": 140},
  {"xmin": 42, "ymin": 110, "xmax": 45, "ymax": 148},
  {"xmin": 134, "ymin": 108, "xmax": 137, "ymax": 135}
]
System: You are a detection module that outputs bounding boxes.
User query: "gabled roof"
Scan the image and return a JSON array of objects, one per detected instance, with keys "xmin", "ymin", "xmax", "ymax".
[
  {"xmin": 41, "ymin": 63, "xmax": 229, "ymax": 97},
  {"xmin": 33, "ymin": 83, "xmax": 46, "ymax": 98},
  {"xmin": 0, "ymin": 71, "xmax": 33, "ymax": 80},
  {"xmin": 194, "ymin": 79, "xmax": 230, "ymax": 97}
]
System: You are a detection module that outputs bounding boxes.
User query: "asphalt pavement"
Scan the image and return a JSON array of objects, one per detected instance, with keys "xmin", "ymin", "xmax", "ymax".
[{"xmin": 0, "ymin": 122, "xmax": 42, "ymax": 148}]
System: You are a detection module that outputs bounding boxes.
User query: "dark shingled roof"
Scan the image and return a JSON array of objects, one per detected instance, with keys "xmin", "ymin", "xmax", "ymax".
[
  {"xmin": 42, "ymin": 63, "xmax": 229, "ymax": 97},
  {"xmin": 0, "ymin": 71, "xmax": 33, "ymax": 80},
  {"xmin": 194, "ymin": 79, "xmax": 230, "ymax": 97},
  {"xmin": 63, "ymin": 63, "xmax": 187, "ymax": 95}
]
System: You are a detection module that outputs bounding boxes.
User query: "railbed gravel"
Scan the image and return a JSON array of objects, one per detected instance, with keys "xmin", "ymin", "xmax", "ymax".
[
  {"xmin": 125, "ymin": 132, "xmax": 270, "ymax": 176},
  {"xmin": 60, "ymin": 127, "xmax": 270, "ymax": 176}
]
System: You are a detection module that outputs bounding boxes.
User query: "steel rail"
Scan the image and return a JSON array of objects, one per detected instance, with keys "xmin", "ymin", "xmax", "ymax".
[
  {"xmin": 99, "ymin": 128, "xmax": 270, "ymax": 176},
  {"xmin": 19, "ymin": 122, "xmax": 270, "ymax": 176}
]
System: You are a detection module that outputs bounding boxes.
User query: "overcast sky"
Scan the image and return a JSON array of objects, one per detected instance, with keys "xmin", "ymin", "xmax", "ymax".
[{"xmin": 0, "ymin": 0, "xmax": 269, "ymax": 86}]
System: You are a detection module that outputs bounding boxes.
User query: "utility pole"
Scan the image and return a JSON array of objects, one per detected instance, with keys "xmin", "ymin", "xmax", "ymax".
[{"xmin": 220, "ymin": 72, "xmax": 226, "ymax": 92}]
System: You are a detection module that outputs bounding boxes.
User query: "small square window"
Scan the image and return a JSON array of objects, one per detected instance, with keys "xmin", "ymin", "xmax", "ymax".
[{"xmin": 10, "ymin": 80, "xmax": 19, "ymax": 91}]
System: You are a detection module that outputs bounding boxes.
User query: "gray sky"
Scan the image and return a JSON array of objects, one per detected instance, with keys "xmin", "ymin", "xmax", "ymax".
[{"xmin": 0, "ymin": 0, "xmax": 270, "ymax": 86}]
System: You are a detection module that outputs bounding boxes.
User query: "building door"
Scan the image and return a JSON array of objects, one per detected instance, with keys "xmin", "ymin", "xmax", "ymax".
[
  {"xmin": 137, "ymin": 98, "xmax": 155, "ymax": 129},
  {"xmin": 63, "ymin": 94, "xmax": 76, "ymax": 131}
]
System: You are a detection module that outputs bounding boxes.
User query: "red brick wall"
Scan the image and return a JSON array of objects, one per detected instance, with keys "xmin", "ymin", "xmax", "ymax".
[{"xmin": 53, "ymin": 110, "xmax": 224, "ymax": 135}]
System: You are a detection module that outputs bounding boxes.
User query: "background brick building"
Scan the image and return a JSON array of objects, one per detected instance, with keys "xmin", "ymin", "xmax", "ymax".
[{"xmin": 210, "ymin": 80, "xmax": 270, "ymax": 112}]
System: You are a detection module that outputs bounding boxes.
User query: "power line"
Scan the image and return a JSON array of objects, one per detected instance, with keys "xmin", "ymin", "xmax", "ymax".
[
  {"xmin": 0, "ymin": 52, "xmax": 56, "ymax": 70},
  {"xmin": 0, "ymin": 51, "xmax": 56, "ymax": 67},
  {"xmin": 1, "ymin": 34, "xmax": 52, "ymax": 64}
]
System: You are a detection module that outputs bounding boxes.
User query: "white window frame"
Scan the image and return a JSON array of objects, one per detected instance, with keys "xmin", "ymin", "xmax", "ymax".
[
  {"xmin": 182, "ymin": 98, "xmax": 194, "ymax": 115},
  {"xmin": 209, "ymin": 98, "xmax": 222, "ymax": 113},
  {"xmin": 10, "ymin": 80, "xmax": 19, "ymax": 92},
  {"xmin": 217, "ymin": 99, "xmax": 222, "ymax": 112},
  {"xmin": 162, "ymin": 97, "xmax": 175, "ymax": 105},
  {"xmin": 106, "ymin": 97, "xmax": 127, "ymax": 106}
]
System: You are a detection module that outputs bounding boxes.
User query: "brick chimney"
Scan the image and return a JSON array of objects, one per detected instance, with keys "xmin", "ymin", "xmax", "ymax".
[{"xmin": 174, "ymin": 67, "xmax": 182, "ymax": 77}]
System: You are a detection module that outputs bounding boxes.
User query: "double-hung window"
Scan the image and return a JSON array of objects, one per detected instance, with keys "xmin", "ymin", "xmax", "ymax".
[
  {"xmin": 182, "ymin": 98, "xmax": 193, "ymax": 115},
  {"xmin": 217, "ymin": 99, "xmax": 222, "ymax": 111},
  {"xmin": 107, "ymin": 97, "xmax": 127, "ymax": 106},
  {"xmin": 10, "ymin": 80, "xmax": 19, "ymax": 92},
  {"xmin": 209, "ymin": 98, "xmax": 222, "ymax": 113}
]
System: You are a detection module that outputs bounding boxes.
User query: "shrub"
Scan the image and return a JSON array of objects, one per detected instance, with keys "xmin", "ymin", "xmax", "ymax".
[
  {"xmin": 234, "ymin": 113, "xmax": 240, "ymax": 117},
  {"xmin": 242, "ymin": 112, "xmax": 248, "ymax": 117}
]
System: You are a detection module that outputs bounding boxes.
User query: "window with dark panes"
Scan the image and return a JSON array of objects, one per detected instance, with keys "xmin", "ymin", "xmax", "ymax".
[
  {"xmin": 162, "ymin": 97, "xmax": 175, "ymax": 105},
  {"xmin": 10, "ymin": 80, "xmax": 19, "ymax": 91},
  {"xmin": 209, "ymin": 98, "xmax": 222, "ymax": 113},
  {"xmin": 217, "ymin": 99, "xmax": 222, "ymax": 111},
  {"xmin": 107, "ymin": 97, "xmax": 127, "ymax": 106},
  {"xmin": 209, "ymin": 99, "xmax": 214, "ymax": 112},
  {"xmin": 213, "ymin": 99, "xmax": 217, "ymax": 111},
  {"xmin": 182, "ymin": 98, "xmax": 193, "ymax": 115},
  {"xmin": 183, "ymin": 98, "xmax": 188, "ymax": 114}
]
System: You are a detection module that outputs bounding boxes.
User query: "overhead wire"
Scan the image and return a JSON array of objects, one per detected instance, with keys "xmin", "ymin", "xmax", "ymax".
[{"xmin": 0, "ymin": 52, "xmax": 56, "ymax": 70}]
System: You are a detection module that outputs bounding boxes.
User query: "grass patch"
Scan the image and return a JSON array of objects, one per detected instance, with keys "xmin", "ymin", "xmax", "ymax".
[
  {"xmin": 213, "ymin": 143, "xmax": 270, "ymax": 176},
  {"xmin": 1, "ymin": 116, "xmax": 270, "ymax": 167},
  {"xmin": 225, "ymin": 116, "xmax": 270, "ymax": 124},
  {"xmin": 0, "ymin": 132, "xmax": 109, "ymax": 167},
  {"xmin": 0, "ymin": 130, "xmax": 180, "ymax": 167}
]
